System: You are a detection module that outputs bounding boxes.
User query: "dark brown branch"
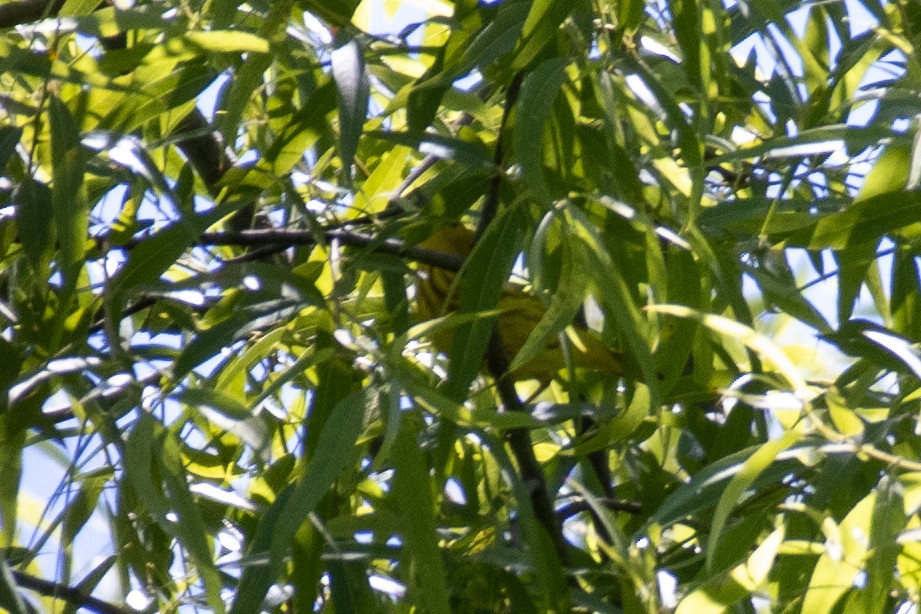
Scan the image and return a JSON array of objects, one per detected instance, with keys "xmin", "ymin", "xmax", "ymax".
[
  {"xmin": 0, "ymin": 0, "xmax": 64, "ymax": 29},
  {"xmin": 197, "ymin": 228, "xmax": 465, "ymax": 272},
  {"xmin": 94, "ymin": 229, "xmax": 463, "ymax": 338},
  {"xmin": 556, "ymin": 497, "xmax": 642, "ymax": 521},
  {"xmin": 172, "ymin": 109, "xmax": 234, "ymax": 192},
  {"xmin": 467, "ymin": 71, "xmax": 570, "ymax": 566},
  {"xmin": 12, "ymin": 570, "xmax": 132, "ymax": 614},
  {"xmin": 475, "ymin": 71, "xmax": 523, "ymax": 240},
  {"xmin": 493, "ymin": 351, "xmax": 571, "ymax": 564}
]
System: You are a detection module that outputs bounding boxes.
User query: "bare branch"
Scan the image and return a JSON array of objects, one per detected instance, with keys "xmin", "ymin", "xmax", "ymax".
[
  {"xmin": 12, "ymin": 570, "xmax": 133, "ymax": 614},
  {"xmin": 0, "ymin": 0, "xmax": 64, "ymax": 30}
]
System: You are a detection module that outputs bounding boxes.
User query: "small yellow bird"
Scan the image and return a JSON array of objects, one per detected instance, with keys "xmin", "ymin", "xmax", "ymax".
[{"xmin": 415, "ymin": 225, "xmax": 625, "ymax": 381}]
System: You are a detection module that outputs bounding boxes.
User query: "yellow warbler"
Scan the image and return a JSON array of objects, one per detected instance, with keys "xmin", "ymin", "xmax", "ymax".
[{"xmin": 416, "ymin": 226, "xmax": 625, "ymax": 381}]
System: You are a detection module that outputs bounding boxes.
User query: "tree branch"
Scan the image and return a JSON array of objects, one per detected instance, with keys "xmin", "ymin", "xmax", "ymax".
[
  {"xmin": 12, "ymin": 570, "xmax": 133, "ymax": 614},
  {"xmin": 172, "ymin": 109, "xmax": 234, "ymax": 193},
  {"xmin": 0, "ymin": 0, "xmax": 64, "ymax": 29},
  {"xmin": 468, "ymin": 72, "xmax": 570, "ymax": 565},
  {"xmin": 556, "ymin": 497, "xmax": 643, "ymax": 520},
  {"xmin": 196, "ymin": 228, "xmax": 465, "ymax": 271}
]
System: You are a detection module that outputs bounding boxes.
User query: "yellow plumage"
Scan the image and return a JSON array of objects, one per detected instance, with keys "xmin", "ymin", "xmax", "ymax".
[{"xmin": 415, "ymin": 226, "xmax": 625, "ymax": 381}]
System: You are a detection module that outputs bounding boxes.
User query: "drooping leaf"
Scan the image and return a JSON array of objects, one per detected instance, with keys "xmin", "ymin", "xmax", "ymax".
[
  {"xmin": 229, "ymin": 390, "xmax": 365, "ymax": 614},
  {"xmin": 331, "ymin": 36, "xmax": 370, "ymax": 175}
]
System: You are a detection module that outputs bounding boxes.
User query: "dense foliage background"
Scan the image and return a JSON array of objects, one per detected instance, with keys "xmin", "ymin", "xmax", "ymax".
[{"xmin": 2, "ymin": 0, "xmax": 921, "ymax": 612}]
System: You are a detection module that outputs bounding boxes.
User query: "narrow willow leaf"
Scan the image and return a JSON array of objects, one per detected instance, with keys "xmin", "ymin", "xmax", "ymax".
[
  {"xmin": 331, "ymin": 37, "xmax": 370, "ymax": 175},
  {"xmin": 392, "ymin": 414, "xmax": 451, "ymax": 613},
  {"xmin": 445, "ymin": 209, "xmax": 526, "ymax": 399},
  {"xmin": 366, "ymin": 130, "xmax": 493, "ymax": 168},
  {"xmin": 15, "ymin": 180, "xmax": 54, "ymax": 275},
  {"xmin": 0, "ymin": 416, "xmax": 24, "ymax": 547},
  {"xmin": 303, "ymin": 0, "xmax": 361, "ymax": 27},
  {"xmin": 455, "ymin": 0, "xmax": 529, "ymax": 75},
  {"xmin": 801, "ymin": 490, "xmax": 877, "ymax": 614},
  {"xmin": 512, "ymin": 0, "xmax": 570, "ymax": 70},
  {"xmin": 0, "ymin": 558, "xmax": 28, "ymax": 614},
  {"xmin": 174, "ymin": 388, "xmax": 270, "ymax": 455},
  {"xmin": 648, "ymin": 304, "xmax": 811, "ymax": 397},
  {"xmin": 0, "ymin": 338, "xmax": 22, "ymax": 414},
  {"xmin": 109, "ymin": 205, "xmax": 230, "ymax": 312},
  {"xmin": 59, "ymin": 0, "xmax": 98, "ymax": 17},
  {"xmin": 564, "ymin": 208, "xmax": 659, "ymax": 403},
  {"xmin": 706, "ymin": 431, "xmax": 801, "ymax": 572},
  {"xmin": 184, "ymin": 31, "xmax": 269, "ymax": 53},
  {"xmin": 506, "ymin": 241, "xmax": 584, "ymax": 374},
  {"xmin": 513, "ymin": 57, "xmax": 567, "ymax": 204},
  {"xmin": 483, "ymin": 434, "xmax": 571, "ymax": 611},
  {"xmin": 858, "ymin": 478, "xmax": 905, "ymax": 614},
  {"xmin": 0, "ymin": 126, "xmax": 21, "ymax": 172},
  {"xmin": 809, "ymin": 191, "xmax": 921, "ymax": 250},
  {"xmin": 230, "ymin": 391, "xmax": 365, "ymax": 614},
  {"xmin": 328, "ymin": 558, "xmax": 380, "ymax": 613},
  {"xmin": 157, "ymin": 428, "xmax": 225, "ymax": 612}
]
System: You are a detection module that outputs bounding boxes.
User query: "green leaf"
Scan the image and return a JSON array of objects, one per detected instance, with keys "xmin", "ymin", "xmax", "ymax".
[
  {"xmin": 174, "ymin": 388, "xmax": 270, "ymax": 455},
  {"xmin": 331, "ymin": 37, "xmax": 370, "ymax": 175},
  {"xmin": 157, "ymin": 424, "xmax": 225, "ymax": 612},
  {"xmin": 406, "ymin": 76, "xmax": 450, "ymax": 135},
  {"xmin": 565, "ymin": 208, "xmax": 659, "ymax": 403},
  {"xmin": 61, "ymin": 474, "xmax": 107, "ymax": 548},
  {"xmin": 801, "ymin": 490, "xmax": 877, "ymax": 614},
  {"xmin": 858, "ymin": 477, "xmax": 905, "ymax": 614},
  {"xmin": 507, "ymin": 230, "xmax": 584, "ymax": 374},
  {"xmin": 0, "ymin": 126, "xmax": 21, "ymax": 172},
  {"xmin": 485, "ymin": 433, "xmax": 570, "ymax": 611},
  {"xmin": 808, "ymin": 191, "xmax": 921, "ymax": 250},
  {"xmin": 513, "ymin": 57, "xmax": 568, "ymax": 204},
  {"xmin": 668, "ymin": 0, "xmax": 703, "ymax": 89},
  {"xmin": 618, "ymin": 0, "xmax": 645, "ymax": 32},
  {"xmin": 230, "ymin": 390, "xmax": 366, "ymax": 614},
  {"xmin": 109, "ymin": 206, "xmax": 230, "ymax": 313},
  {"xmin": 14, "ymin": 180, "xmax": 54, "ymax": 275},
  {"xmin": 171, "ymin": 291, "xmax": 302, "ymax": 381},
  {"xmin": 303, "ymin": 0, "xmax": 361, "ymax": 27},
  {"xmin": 650, "ymin": 443, "xmax": 815, "ymax": 527},
  {"xmin": 218, "ymin": 53, "xmax": 273, "ymax": 145},
  {"xmin": 49, "ymin": 95, "xmax": 87, "ymax": 299},
  {"xmin": 706, "ymin": 430, "xmax": 801, "ymax": 572},
  {"xmin": 571, "ymin": 383, "xmax": 651, "ymax": 453},
  {"xmin": 69, "ymin": 5, "xmax": 180, "ymax": 37},
  {"xmin": 366, "ymin": 129, "xmax": 493, "ymax": 169},
  {"xmin": 0, "ymin": 415, "xmax": 24, "ymax": 547},
  {"xmin": 512, "ymin": 0, "xmax": 571, "ymax": 70},
  {"xmin": 853, "ymin": 144, "xmax": 909, "ymax": 203},
  {"xmin": 0, "ymin": 558, "xmax": 28, "ymax": 614},
  {"xmin": 455, "ymin": 0, "xmax": 529, "ymax": 74},
  {"xmin": 709, "ymin": 125, "xmax": 897, "ymax": 166},
  {"xmin": 183, "ymin": 31, "xmax": 270, "ymax": 53},
  {"xmin": 328, "ymin": 558, "xmax": 380, "ymax": 613},
  {"xmin": 392, "ymin": 414, "xmax": 451, "ymax": 613},
  {"xmin": 621, "ymin": 53, "xmax": 702, "ymax": 171},
  {"xmin": 126, "ymin": 415, "xmax": 225, "ymax": 612},
  {"xmin": 0, "ymin": 339, "xmax": 22, "ymax": 415},
  {"xmin": 59, "ymin": 0, "xmax": 98, "ymax": 16},
  {"xmin": 445, "ymin": 210, "xmax": 526, "ymax": 399}
]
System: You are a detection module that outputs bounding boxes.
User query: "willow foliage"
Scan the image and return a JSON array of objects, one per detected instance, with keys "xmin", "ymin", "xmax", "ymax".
[{"xmin": 1, "ymin": 0, "xmax": 921, "ymax": 612}]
